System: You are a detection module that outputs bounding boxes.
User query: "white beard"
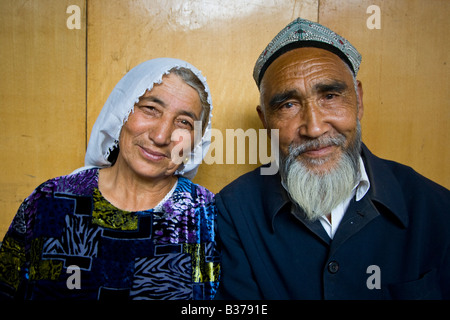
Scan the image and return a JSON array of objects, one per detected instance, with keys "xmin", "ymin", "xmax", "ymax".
[{"xmin": 280, "ymin": 123, "xmax": 361, "ymax": 221}]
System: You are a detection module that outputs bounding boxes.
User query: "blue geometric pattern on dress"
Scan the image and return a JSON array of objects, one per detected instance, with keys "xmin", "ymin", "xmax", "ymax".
[{"xmin": 0, "ymin": 168, "xmax": 220, "ymax": 300}]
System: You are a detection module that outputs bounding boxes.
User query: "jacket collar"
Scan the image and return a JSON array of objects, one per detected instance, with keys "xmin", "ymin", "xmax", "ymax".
[
  {"xmin": 360, "ymin": 144, "xmax": 409, "ymax": 228},
  {"xmin": 260, "ymin": 168, "xmax": 290, "ymax": 232},
  {"xmin": 265, "ymin": 143, "xmax": 409, "ymax": 233}
]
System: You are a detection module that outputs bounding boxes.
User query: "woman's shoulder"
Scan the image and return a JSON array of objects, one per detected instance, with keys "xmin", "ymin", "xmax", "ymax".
[
  {"xmin": 9, "ymin": 168, "xmax": 99, "ymax": 237},
  {"xmin": 33, "ymin": 167, "xmax": 99, "ymax": 197},
  {"xmin": 175, "ymin": 176, "xmax": 215, "ymax": 205}
]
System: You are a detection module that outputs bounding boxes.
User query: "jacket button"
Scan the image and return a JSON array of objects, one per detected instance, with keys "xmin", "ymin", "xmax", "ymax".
[{"xmin": 328, "ymin": 261, "xmax": 339, "ymax": 274}]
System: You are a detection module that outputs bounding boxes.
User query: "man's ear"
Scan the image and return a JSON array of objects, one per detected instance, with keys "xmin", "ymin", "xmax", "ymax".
[
  {"xmin": 257, "ymin": 105, "xmax": 268, "ymax": 129},
  {"xmin": 356, "ymin": 80, "xmax": 364, "ymax": 121}
]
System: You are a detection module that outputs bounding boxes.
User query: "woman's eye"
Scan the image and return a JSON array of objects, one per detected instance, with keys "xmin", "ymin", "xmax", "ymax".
[
  {"xmin": 139, "ymin": 105, "xmax": 153, "ymax": 112},
  {"xmin": 144, "ymin": 106, "xmax": 157, "ymax": 112},
  {"xmin": 178, "ymin": 119, "xmax": 193, "ymax": 129},
  {"xmin": 140, "ymin": 105, "xmax": 161, "ymax": 116}
]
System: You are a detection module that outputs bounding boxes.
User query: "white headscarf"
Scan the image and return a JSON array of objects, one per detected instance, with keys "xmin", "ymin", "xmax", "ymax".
[{"xmin": 73, "ymin": 58, "xmax": 212, "ymax": 180}]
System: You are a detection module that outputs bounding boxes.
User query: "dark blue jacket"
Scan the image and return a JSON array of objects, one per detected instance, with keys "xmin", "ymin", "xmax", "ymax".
[{"xmin": 215, "ymin": 144, "xmax": 450, "ymax": 299}]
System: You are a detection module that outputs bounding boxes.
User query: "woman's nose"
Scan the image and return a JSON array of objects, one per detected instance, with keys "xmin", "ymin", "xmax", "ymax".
[{"xmin": 150, "ymin": 118, "xmax": 173, "ymax": 146}]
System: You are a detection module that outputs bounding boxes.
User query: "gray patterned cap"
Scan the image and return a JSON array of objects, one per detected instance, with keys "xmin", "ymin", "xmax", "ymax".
[{"xmin": 253, "ymin": 18, "xmax": 362, "ymax": 87}]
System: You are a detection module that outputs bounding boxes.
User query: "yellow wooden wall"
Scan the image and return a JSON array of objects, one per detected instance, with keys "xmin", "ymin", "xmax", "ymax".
[
  {"xmin": 1, "ymin": 0, "xmax": 449, "ymax": 238},
  {"xmin": 0, "ymin": 0, "xmax": 86, "ymax": 238}
]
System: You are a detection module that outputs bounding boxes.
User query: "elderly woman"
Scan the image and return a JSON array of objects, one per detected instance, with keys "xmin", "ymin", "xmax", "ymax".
[{"xmin": 0, "ymin": 58, "xmax": 219, "ymax": 300}]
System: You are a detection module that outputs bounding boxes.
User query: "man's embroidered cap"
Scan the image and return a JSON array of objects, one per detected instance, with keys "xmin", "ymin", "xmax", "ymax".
[{"xmin": 253, "ymin": 18, "xmax": 362, "ymax": 87}]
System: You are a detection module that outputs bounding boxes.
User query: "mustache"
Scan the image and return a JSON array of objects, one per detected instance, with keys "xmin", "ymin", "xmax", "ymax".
[{"xmin": 288, "ymin": 134, "xmax": 347, "ymax": 157}]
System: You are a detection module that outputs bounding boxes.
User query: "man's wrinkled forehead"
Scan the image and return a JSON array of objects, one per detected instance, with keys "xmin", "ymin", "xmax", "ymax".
[{"xmin": 260, "ymin": 47, "xmax": 355, "ymax": 98}]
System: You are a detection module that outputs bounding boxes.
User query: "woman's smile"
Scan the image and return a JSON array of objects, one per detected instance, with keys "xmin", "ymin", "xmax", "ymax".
[{"xmin": 139, "ymin": 145, "xmax": 169, "ymax": 162}]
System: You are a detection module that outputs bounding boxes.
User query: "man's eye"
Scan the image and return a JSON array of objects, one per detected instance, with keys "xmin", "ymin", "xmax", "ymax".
[
  {"xmin": 281, "ymin": 102, "xmax": 295, "ymax": 109},
  {"xmin": 325, "ymin": 94, "xmax": 337, "ymax": 100}
]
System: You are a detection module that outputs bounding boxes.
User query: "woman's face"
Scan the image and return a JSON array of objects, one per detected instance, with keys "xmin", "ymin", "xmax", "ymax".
[{"xmin": 116, "ymin": 73, "xmax": 203, "ymax": 181}]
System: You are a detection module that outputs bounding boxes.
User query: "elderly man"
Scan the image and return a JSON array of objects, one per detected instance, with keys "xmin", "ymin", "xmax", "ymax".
[{"xmin": 215, "ymin": 18, "xmax": 450, "ymax": 299}]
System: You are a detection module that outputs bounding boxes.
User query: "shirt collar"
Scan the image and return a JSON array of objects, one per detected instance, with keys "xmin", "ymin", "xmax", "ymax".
[{"xmin": 355, "ymin": 156, "xmax": 370, "ymax": 201}]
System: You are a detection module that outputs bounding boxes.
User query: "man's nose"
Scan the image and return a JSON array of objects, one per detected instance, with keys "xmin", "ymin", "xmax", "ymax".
[{"xmin": 298, "ymin": 101, "xmax": 330, "ymax": 138}]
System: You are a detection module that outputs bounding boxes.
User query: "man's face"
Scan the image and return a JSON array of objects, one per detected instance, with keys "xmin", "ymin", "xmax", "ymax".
[{"xmin": 258, "ymin": 47, "xmax": 363, "ymax": 175}]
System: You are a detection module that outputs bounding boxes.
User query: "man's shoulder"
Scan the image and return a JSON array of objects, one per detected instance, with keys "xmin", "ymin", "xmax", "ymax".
[
  {"xmin": 388, "ymin": 159, "xmax": 446, "ymax": 189},
  {"xmin": 216, "ymin": 164, "xmax": 285, "ymax": 219},
  {"xmin": 385, "ymin": 158, "xmax": 449, "ymax": 205},
  {"xmin": 219, "ymin": 164, "xmax": 279, "ymax": 197},
  {"xmin": 363, "ymin": 145, "xmax": 450, "ymax": 210},
  {"xmin": 216, "ymin": 164, "xmax": 284, "ymax": 222},
  {"xmin": 367, "ymin": 148, "xmax": 448, "ymax": 193}
]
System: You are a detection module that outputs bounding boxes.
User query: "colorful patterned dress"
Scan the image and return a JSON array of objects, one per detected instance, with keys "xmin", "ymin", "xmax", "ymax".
[{"xmin": 0, "ymin": 168, "xmax": 220, "ymax": 300}]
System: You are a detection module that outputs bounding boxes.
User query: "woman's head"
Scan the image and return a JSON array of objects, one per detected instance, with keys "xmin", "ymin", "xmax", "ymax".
[{"xmin": 84, "ymin": 58, "xmax": 213, "ymax": 180}]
